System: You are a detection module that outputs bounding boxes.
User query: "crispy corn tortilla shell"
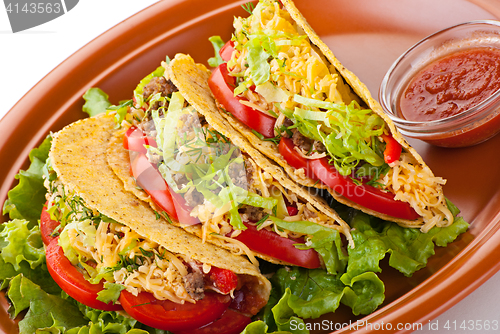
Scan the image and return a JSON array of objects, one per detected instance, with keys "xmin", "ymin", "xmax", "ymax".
[
  {"xmin": 281, "ymin": 0, "xmax": 431, "ymax": 227},
  {"xmin": 200, "ymin": 0, "xmax": 443, "ymax": 227},
  {"xmin": 49, "ymin": 114, "xmax": 271, "ymax": 302}
]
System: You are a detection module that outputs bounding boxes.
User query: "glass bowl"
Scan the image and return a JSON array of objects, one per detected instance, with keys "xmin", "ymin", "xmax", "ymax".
[{"xmin": 379, "ymin": 20, "xmax": 500, "ymax": 148}]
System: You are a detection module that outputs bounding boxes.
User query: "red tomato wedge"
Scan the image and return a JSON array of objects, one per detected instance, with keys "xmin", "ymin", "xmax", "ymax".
[
  {"xmin": 130, "ymin": 153, "xmax": 178, "ymax": 220},
  {"xmin": 219, "ymin": 40, "xmax": 235, "ymax": 62},
  {"xmin": 208, "ymin": 267, "xmax": 238, "ymax": 294},
  {"xmin": 286, "ymin": 206, "xmax": 299, "ymax": 216},
  {"xmin": 175, "ymin": 309, "xmax": 251, "ymax": 334},
  {"xmin": 168, "ymin": 187, "xmax": 201, "ymax": 226},
  {"xmin": 45, "ymin": 238, "xmax": 123, "ymax": 311},
  {"xmin": 381, "ymin": 134, "xmax": 402, "ymax": 164},
  {"xmin": 123, "ymin": 126, "xmax": 157, "ymax": 154},
  {"xmin": 278, "ymin": 137, "xmax": 317, "ymax": 179},
  {"xmin": 119, "ymin": 290, "xmax": 231, "ymax": 332},
  {"xmin": 208, "ymin": 63, "xmax": 276, "ymax": 138},
  {"xmin": 40, "ymin": 203, "xmax": 60, "ymax": 246},
  {"xmin": 309, "ymin": 158, "xmax": 420, "ymax": 220},
  {"xmin": 279, "ymin": 137, "xmax": 419, "ymax": 220},
  {"xmin": 234, "ymin": 222, "xmax": 321, "ymax": 269},
  {"xmin": 128, "ymin": 140, "xmax": 200, "ymax": 226}
]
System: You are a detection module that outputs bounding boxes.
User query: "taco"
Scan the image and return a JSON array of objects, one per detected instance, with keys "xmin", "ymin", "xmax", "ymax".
[
  {"xmin": 43, "ymin": 114, "xmax": 271, "ymax": 332},
  {"xmin": 105, "ymin": 55, "xmax": 354, "ymax": 273},
  {"xmin": 205, "ymin": 0, "xmax": 453, "ymax": 232}
]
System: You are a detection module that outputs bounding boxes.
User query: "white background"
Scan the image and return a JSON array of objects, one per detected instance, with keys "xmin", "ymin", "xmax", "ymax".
[{"xmin": 1, "ymin": 1, "xmax": 499, "ymax": 333}]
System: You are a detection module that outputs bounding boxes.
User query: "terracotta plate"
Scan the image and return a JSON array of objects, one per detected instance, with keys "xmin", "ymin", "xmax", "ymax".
[{"xmin": 1, "ymin": 0, "xmax": 500, "ymax": 333}]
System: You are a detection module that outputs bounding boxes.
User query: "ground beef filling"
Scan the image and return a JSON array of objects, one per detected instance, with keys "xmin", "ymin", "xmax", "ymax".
[
  {"xmin": 184, "ymin": 187, "xmax": 205, "ymax": 208},
  {"xmin": 142, "ymin": 76, "xmax": 178, "ymax": 102},
  {"xmin": 239, "ymin": 204, "xmax": 267, "ymax": 222},
  {"xmin": 183, "ymin": 271, "xmax": 205, "ymax": 300},
  {"xmin": 282, "ymin": 118, "xmax": 327, "ymax": 154},
  {"xmin": 228, "ymin": 162, "xmax": 247, "ymax": 189}
]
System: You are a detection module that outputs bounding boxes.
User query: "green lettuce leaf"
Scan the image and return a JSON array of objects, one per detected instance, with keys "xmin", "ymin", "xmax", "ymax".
[
  {"xmin": 82, "ymin": 88, "xmax": 112, "ymax": 117},
  {"xmin": 271, "ymin": 267, "xmax": 385, "ymax": 319},
  {"xmin": 241, "ymin": 321, "xmax": 292, "ymax": 334},
  {"xmin": 208, "ymin": 36, "xmax": 226, "ymax": 67},
  {"xmin": 7, "ymin": 274, "xmax": 88, "ymax": 333},
  {"xmin": 340, "ymin": 271, "xmax": 385, "ymax": 316},
  {"xmin": 6, "ymin": 275, "xmax": 159, "ymax": 334},
  {"xmin": 0, "ymin": 219, "xmax": 45, "ymax": 271},
  {"xmin": 272, "ymin": 289, "xmax": 309, "ymax": 333},
  {"xmin": 342, "ymin": 211, "xmax": 469, "ymax": 281},
  {"xmin": 2, "ymin": 135, "xmax": 52, "ymax": 224},
  {"xmin": 0, "ymin": 251, "xmax": 60, "ymax": 294},
  {"xmin": 96, "ymin": 283, "xmax": 125, "ymax": 304},
  {"xmin": 270, "ymin": 218, "xmax": 347, "ymax": 275}
]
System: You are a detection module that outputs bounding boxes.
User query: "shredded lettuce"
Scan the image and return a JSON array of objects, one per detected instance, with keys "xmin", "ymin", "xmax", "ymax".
[
  {"xmin": 246, "ymin": 36, "xmax": 272, "ymax": 86},
  {"xmin": 107, "ymin": 99, "xmax": 134, "ymax": 127},
  {"xmin": 152, "ymin": 92, "xmax": 276, "ymax": 230},
  {"xmin": 292, "ymin": 95, "xmax": 386, "ymax": 176}
]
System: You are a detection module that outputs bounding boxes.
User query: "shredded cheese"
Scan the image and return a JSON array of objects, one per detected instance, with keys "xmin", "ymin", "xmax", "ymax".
[
  {"xmin": 66, "ymin": 220, "xmax": 196, "ymax": 304},
  {"xmin": 382, "ymin": 153, "xmax": 453, "ymax": 231}
]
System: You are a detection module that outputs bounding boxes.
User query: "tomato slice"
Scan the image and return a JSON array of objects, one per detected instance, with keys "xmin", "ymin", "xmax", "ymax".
[
  {"xmin": 278, "ymin": 137, "xmax": 317, "ymax": 179},
  {"xmin": 40, "ymin": 203, "xmax": 60, "ymax": 246},
  {"xmin": 208, "ymin": 63, "xmax": 276, "ymax": 138},
  {"xmin": 168, "ymin": 187, "xmax": 201, "ymax": 226},
  {"xmin": 219, "ymin": 41, "xmax": 235, "ymax": 62},
  {"xmin": 381, "ymin": 134, "xmax": 402, "ymax": 164},
  {"xmin": 45, "ymin": 238, "xmax": 123, "ymax": 311},
  {"xmin": 119, "ymin": 290, "xmax": 230, "ymax": 332},
  {"xmin": 131, "ymin": 153, "xmax": 178, "ymax": 220},
  {"xmin": 234, "ymin": 222, "xmax": 321, "ymax": 269},
  {"xmin": 309, "ymin": 158, "xmax": 420, "ymax": 220},
  {"xmin": 125, "ymin": 126, "xmax": 198, "ymax": 224},
  {"xmin": 278, "ymin": 137, "xmax": 419, "ymax": 220},
  {"xmin": 175, "ymin": 309, "xmax": 251, "ymax": 334},
  {"xmin": 286, "ymin": 206, "xmax": 299, "ymax": 216},
  {"xmin": 123, "ymin": 126, "xmax": 157, "ymax": 154},
  {"xmin": 208, "ymin": 267, "xmax": 238, "ymax": 294}
]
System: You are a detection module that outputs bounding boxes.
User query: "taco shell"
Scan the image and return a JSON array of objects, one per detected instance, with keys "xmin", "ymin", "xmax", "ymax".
[
  {"xmin": 200, "ymin": 0, "xmax": 452, "ymax": 232},
  {"xmin": 49, "ymin": 114, "xmax": 271, "ymax": 302}
]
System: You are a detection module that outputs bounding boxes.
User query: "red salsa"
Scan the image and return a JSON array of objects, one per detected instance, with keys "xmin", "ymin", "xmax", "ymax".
[{"xmin": 399, "ymin": 47, "xmax": 500, "ymax": 122}]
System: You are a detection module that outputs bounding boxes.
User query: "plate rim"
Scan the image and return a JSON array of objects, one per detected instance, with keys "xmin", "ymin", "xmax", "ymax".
[{"xmin": 1, "ymin": 0, "xmax": 500, "ymax": 333}]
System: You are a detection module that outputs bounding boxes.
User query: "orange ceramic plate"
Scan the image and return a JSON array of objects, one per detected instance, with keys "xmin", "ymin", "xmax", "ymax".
[{"xmin": 1, "ymin": 1, "xmax": 500, "ymax": 333}]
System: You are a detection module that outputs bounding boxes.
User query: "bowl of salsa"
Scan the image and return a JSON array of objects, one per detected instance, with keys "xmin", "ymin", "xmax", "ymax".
[{"xmin": 379, "ymin": 20, "xmax": 500, "ymax": 147}]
